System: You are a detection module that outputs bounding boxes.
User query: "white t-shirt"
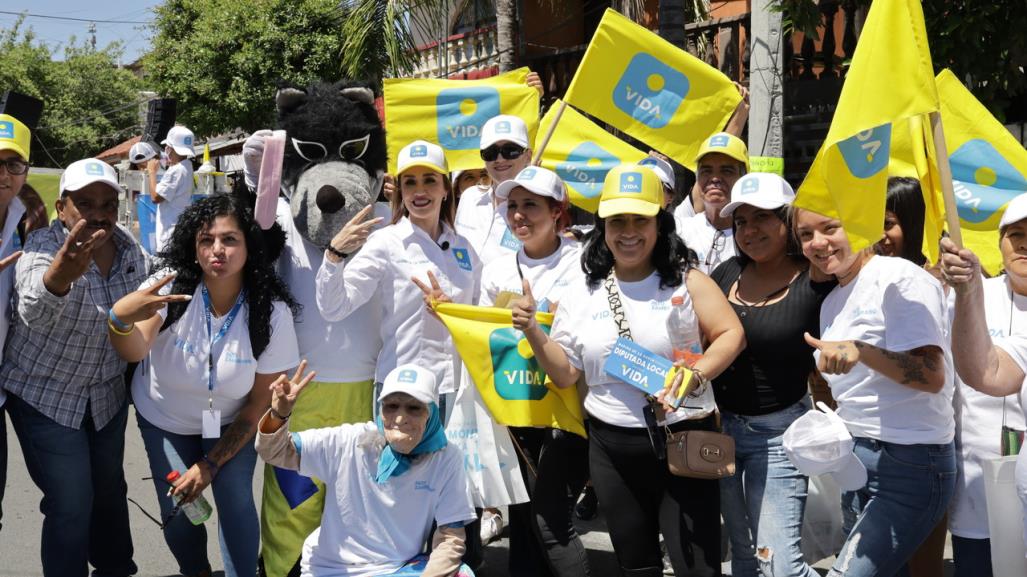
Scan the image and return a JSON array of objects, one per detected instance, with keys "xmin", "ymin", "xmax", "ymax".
[
  {"xmin": 550, "ymin": 271, "xmax": 716, "ymax": 427},
  {"xmin": 479, "ymin": 236, "xmax": 582, "ymax": 309},
  {"xmin": 949, "ymin": 275, "xmax": 1027, "ymax": 539},
  {"xmin": 132, "ymin": 279, "xmax": 300, "ymax": 435},
  {"xmin": 155, "ymin": 160, "xmax": 194, "ymax": 251},
  {"xmin": 673, "ymin": 196, "xmax": 696, "ymax": 221},
  {"xmin": 315, "ymin": 217, "xmax": 479, "ymax": 393},
  {"xmin": 0, "ymin": 197, "xmax": 27, "ymax": 409},
  {"xmin": 675, "ymin": 212, "xmax": 736, "ymax": 274},
  {"xmin": 991, "ymin": 334, "xmax": 1027, "ymax": 552},
  {"xmin": 277, "ymin": 198, "xmax": 383, "ymax": 383},
  {"xmin": 297, "ymin": 422, "xmax": 475, "ymax": 577},
  {"xmin": 818, "ymin": 256, "xmax": 954, "ymax": 445},
  {"xmin": 454, "ymin": 185, "xmax": 520, "ymax": 266}
]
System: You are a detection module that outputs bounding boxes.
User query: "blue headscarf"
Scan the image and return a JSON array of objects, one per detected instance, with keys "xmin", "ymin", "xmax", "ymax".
[{"xmin": 374, "ymin": 400, "xmax": 447, "ymax": 484}]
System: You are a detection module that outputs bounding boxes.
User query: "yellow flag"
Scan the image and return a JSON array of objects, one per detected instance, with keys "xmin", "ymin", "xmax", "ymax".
[
  {"xmin": 537, "ymin": 101, "xmax": 647, "ymax": 212},
  {"xmin": 434, "ymin": 303, "xmax": 585, "ymax": 438},
  {"xmin": 383, "ymin": 68, "xmax": 540, "ymax": 174},
  {"xmin": 562, "ymin": 9, "xmax": 739, "ymax": 170},
  {"xmin": 795, "ymin": 0, "xmax": 938, "ymax": 253},
  {"xmin": 887, "ymin": 114, "xmax": 946, "ymax": 264},
  {"xmin": 936, "ymin": 69, "xmax": 1027, "ymax": 276}
]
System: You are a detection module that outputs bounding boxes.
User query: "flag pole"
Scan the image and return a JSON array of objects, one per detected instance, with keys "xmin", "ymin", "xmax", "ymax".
[
  {"xmin": 929, "ymin": 110, "xmax": 963, "ymax": 248},
  {"xmin": 531, "ymin": 101, "xmax": 567, "ymax": 166}
]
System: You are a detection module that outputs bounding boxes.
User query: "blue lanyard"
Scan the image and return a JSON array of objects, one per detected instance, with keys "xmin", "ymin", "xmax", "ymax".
[{"xmin": 201, "ymin": 284, "xmax": 246, "ymax": 407}]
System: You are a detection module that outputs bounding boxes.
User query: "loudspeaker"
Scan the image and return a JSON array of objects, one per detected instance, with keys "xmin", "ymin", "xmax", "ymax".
[
  {"xmin": 0, "ymin": 91, "xmax": 44, "ymax": 131},
  {"xmin": 143, "ymin": 98, "xmax": 177, "ymax": 144}
]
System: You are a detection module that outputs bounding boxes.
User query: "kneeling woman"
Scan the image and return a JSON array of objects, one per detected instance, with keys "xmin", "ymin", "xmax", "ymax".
[
  {"xmin": 109, "ymin": 194, "xmax": 301, "ymax": 577},
  {"xmin": 256, "ymin": 363, "xmax": 477, "ymax": 576}
]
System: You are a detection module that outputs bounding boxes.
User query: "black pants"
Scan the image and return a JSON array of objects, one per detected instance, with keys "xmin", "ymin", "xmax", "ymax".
[
  {"xmin": 0, "ymin": 403, "xmax": 5, "ymax": 532},
  {"xmin": 508, "ymin": 427, "xmax": 591, "ymax": 577},
  {"xmin": 589, "ymin": 418, "xmax": 721, "ymax": 577}
]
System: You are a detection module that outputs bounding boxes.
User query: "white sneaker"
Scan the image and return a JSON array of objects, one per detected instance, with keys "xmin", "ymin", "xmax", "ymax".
[{"xmin": 479, "ymin": 511, "xmax": 504, "ymax": 543}]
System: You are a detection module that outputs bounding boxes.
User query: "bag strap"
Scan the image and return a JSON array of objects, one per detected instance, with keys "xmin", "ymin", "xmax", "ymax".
[{"xmin": 603, "ymin": 269, "xmax": 632, "ymax": 341}]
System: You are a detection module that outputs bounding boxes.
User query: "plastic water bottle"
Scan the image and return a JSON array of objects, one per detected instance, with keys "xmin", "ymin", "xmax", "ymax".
[
  {"xmin": 666, "ymin": 296, "xmax": 703, "ymax": 366},
  {"xmin": 166, "ymin": 470, "xmax": 213, "ymax": 525}
]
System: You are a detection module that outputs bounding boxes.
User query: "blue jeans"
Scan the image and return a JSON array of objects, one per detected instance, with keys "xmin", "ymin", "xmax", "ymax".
[
  {"xmin": 1, "ymin": 402, "xmax": 6, "ymax": 533},
  {"xmin": 7, "ymin": 394, "xmax": 136, "ymax": 577},
  {"xmin": 720, "ymin": 402, "xmax": 817, "ymax": 577},
  {"xmin": 951, "ymin": 535, "xmax": 992, "ymax": 577},
  {"xmin": 829, "ymin": 438, "xmax": 956, "ymax": 577},
  {"xmin": 137, "ymin": 412, "xmax": 259, "ymax": 577}
]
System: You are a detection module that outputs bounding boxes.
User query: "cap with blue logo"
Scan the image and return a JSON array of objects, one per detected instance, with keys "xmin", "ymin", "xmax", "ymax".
[
  {"xmin": 480, "ymin": 115, "xmax": 530, "ymax": 150},
  {"xmin": 59, "ymin": 158, "xmax": 122, "ymax": 198},
  {"xmin": 696, "ymin": 132, "xmax": 749, "ymax": 170},
  {"xmin": 719, "ymin": 172, "xmax": 796, "ymax": 218},
  {"xmin": 597, "ymin": 164, "xmax": 662, "ymax": 218},
  {"xmin": 0, "ymin": 114, "xmax": 31, "ymax": 162},
  {"xmin": 495, "ymin": 165, "xmax": 567, "ymax": 202},
  {"xmin": 161, "ymin": 125, "xmax": 196, "ymax": 158},
  {"xmin": 397, "ymin": 139, "xmax": 448, "ymax": 176},
  {"xmin": 379, "ymin": 363, "xmax": 438, "ymax": 406}
]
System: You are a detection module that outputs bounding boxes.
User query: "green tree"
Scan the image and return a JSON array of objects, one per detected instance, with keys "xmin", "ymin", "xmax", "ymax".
[{"xmin": 0, "ymin": 17, "xmax": 143, "ymax": 167}]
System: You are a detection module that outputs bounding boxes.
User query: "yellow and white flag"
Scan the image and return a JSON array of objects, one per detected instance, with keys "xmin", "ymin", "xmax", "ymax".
[
  {"xmin": 563, "ymin": 8, "xmax": 739, "ymax": 170},
  {"xmin": 383, "ymin": 68, "xmax": 540, "ymax": 174},
  {"xmin": 434, "ymin": 303, "xmax": 586, "ymax": 438},
  {"xmin": 795, "ymin": 0, "xmax": 939, "ymax": 253},
  {"xmin": 887, "ymin": 114, "xmax": 946, "ymax": 264},
  {"xmin": 537, "ymin": 101, "xmax": 647, "ymax": 212}
]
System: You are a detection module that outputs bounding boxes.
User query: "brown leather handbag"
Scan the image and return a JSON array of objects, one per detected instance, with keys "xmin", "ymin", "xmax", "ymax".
[{"xmin": 666, "ymin": 427, "xmax": 736, "ymax": 479}]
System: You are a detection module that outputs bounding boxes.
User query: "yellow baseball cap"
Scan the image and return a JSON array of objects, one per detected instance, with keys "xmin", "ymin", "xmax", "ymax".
[
  {"xmin": 597, "ymin": 164, "xmax": 662, "ymax": 218},
  {"xmin": 696, "ymin": 132, "xmax": 748, "ymax": 170},
  {"xmin": 0, "ymin": 114, "xmax": 31, "ymax": 161}
]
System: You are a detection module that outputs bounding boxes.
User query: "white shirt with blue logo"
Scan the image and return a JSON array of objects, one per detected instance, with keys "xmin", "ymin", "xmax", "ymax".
[
  {"xmin": 132, "ymin": 276, "xmax": 300, "ymax": 435},
  {"xmin": 154, "ymin": 159, "xmax": 194, "ymax": 252},
  {"xmin": 455, "ymin": 185, "xmax": 520, "ymax": 266},
  {"xmin": 0, "ymin": 196, "xmax": 26, "ymax": 409},
  {"xmin": 315, "ymin": 217, "xmax": 480, "ymax": 394}
]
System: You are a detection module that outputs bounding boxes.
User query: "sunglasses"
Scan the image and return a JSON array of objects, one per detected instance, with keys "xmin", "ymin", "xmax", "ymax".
[
  {"xmin": 291, "ymin": 134, "xmax": 370, "ymax": 163},
  {"xmin": 0, "ymin": 158, "xmax": 29, "ymax": 176},
  {"xmin": 480, "ymin": 144, "xmax": 525, "ymax": 162}
]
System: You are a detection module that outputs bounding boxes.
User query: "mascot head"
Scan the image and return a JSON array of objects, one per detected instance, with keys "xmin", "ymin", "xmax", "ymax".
[{"xmin": 276, "ymin": 81, "xmax": 387, "ymax": 247}]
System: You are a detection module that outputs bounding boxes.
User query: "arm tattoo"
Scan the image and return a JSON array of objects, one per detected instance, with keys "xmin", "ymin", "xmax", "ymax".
[
  {"xmin": 207, "ymin": 417, "xmax": 257, "ymax": 465},
  {"xmin": 854, "ymin": 341, "xmax": 936, "ymax": 385}
]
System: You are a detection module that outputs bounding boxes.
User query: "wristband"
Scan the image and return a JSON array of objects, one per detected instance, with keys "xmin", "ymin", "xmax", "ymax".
[
  {"xmin": 270, "ymin": 406, "xmax": 291, "ymax": 421},
  {"xmin": 108, "ymin": 308, "xmax": 132, "ymax": 331},
  {"xmin": 200, "ymin": 455, "xmax": 219, "ymax": 479},
  {"xmin": 326, "ymin": 245, "xmax": 349, "ymax": 260},
  {"xmin": 107, "ymin": 319, "xmax": 135, "ymax": 336}
]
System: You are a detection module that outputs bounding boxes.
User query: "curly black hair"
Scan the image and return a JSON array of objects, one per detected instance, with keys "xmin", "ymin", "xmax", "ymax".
[
  {"xmin": 582, "ymin": 209, "xmax": 696, "ymax": 290},
  {"xmin": 155, "ymin": 194, "xmax": 299, "ymax": 359}
]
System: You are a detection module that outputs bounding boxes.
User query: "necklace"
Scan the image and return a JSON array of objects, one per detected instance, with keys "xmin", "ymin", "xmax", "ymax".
[{"xmin": 732, "ymin": 265, "xmax": 799, "ymax": 317}]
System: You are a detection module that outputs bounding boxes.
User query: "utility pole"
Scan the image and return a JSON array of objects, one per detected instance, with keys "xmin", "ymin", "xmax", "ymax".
[
  {"xmin": 88, "ymin": 22, "xmax": 97, "ymax": 50},
  {"xmin": 748, "ymin": 0, "xmax": 785, "ymax": 176}
]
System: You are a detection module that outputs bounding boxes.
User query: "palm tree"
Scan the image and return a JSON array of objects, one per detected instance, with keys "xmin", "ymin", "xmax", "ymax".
[
  {"xmin": 495, "ymin": 0, "xmax": 516, "ymax": 72},
  {"xmin": 338, "ymin": 0, "xmax": 438, "ymax": 87}
]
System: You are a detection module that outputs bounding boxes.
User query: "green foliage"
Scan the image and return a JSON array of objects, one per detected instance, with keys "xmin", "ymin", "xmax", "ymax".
[
  {"xmin": 339, "ymin": 0, "xmax": 422, "ymax": 83},
  {"xmin": 0, "ymin": 17, "xmax": 143, "ymax": 167}
]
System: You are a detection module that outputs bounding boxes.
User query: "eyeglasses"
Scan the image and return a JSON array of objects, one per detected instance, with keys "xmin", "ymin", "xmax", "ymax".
[
  {"xmin": 0, "ymin": 158, "xmax": 29, "ymax": 175},
  {"xmin": 480, "ymin": 144, "xmax": 525, "ymax": 162},
  {"xmin": 705, "ymin": 229, "xmax": 726, "ymax": 268},
  {"xmin": 291, "ymin": 134, "xmax": 369, "ymax": 163}
]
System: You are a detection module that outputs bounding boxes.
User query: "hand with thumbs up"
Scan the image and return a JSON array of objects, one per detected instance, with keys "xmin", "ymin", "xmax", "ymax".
[
  {"xmin": 511, "ymin": 278, "xmax": 539, "ymax": 334},
  {"xmin": 805, "ymin": 332, "xmax": 860, "ymax": 375}
]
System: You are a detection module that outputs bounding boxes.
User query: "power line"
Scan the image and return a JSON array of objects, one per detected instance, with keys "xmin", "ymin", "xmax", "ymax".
[{"xmin": 0, "ymin": 10, "xmax": 149, "ymax": 25}]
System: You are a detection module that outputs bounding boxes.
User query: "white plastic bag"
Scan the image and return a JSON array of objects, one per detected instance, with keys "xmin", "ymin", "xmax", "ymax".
[{"xmin": 800, "ymin": 474, "xmax": 846, "ymax": 563}]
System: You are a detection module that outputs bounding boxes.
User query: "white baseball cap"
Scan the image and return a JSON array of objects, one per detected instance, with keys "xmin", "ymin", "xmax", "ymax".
[
  {"xmin": 60, "ymin": 158, "xmax": 121, "ymax": 197},
  {"xmin": 720, "ymin": 172, "xmax": 796, "ymax": 218},
  {"xmin": 161, "ymin": 125, "xmax": 196, "ymax": 158},
  {"xmin": 783, "ymin": 402, "xmax": 867, "ymax": 492},
  {"xmin": 397, "ymin": 140, "xmax": 448, "ymax": 176},
  {"xmin": 378, "ymin": 364, "xmax": 437, "ymax": 406},
  {"xmin": 495, "ymin": 166, "xmax": 567, "ymax": 202},
  {"xmin": 480, "ymin": 115, "xmax": 529, "ymax": 150},
  {"xmin": 999, "ymin": 193, "xmax": 1027, "ymax": 228},
  {"xmin": 129, "ymin": 141, "xmax": 158, "ymax": 164},
  {"xmin": 637, "ymin": 156, "xmax": 675, "ymax": 190}
]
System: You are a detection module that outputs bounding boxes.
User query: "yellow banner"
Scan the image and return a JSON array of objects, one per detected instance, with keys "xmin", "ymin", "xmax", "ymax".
[
  {"xmin": 383, "ymin": 68, "xmax": 540, "ymax": 174},
  {"xmin": 936, "ymin": 69, "xmax": 1027, "ymax": 275},
  {"xmin": 563, "ymin": 8, "xmax": 739, "ymax": 170},
  {"xmin": 887, "ymin": 114, "xmax": 946, "ymax": 264},
  {"xmin": 537, "ymin": 101, "xmax": 647, "ymax": 213},
  {"xmin": 795, "ymin": 0, "xmax": 939, "ymax": 253},
  {"xmin": 434, "ymin": 303, "xmax": 585, "ymax": 438}
]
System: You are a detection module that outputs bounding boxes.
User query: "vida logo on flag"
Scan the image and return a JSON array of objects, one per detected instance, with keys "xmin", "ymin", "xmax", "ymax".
[
  {"xmin": 950, "ymin": 139, "xmax": 1027, "ymax": 224},
  {"xmin": 837, "ymin": 124, "xmax": 891, "ymax": 179},
  {"xmin": 436, "ymin": 87, "xmax": 501, "ymax": 149},
  {"xmin": 489, "ymin": 327, "xmax": 549, "ymax": 401},
  {"xmin": 613, "ymin": 53, "xmax": 689, "ymax": 129},
  {"xmin": 557, "ymin": 142, "xmax": 620, "ymax": 199}
]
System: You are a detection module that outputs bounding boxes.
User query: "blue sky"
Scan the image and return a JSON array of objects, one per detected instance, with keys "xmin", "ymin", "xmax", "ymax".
[{"xmin": 1, "ymin": 2, "xmax": 161, "ymax": 63}]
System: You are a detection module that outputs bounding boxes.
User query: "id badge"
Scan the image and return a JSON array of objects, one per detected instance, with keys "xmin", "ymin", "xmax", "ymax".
[{"xmin": 202, "ymin": 409, "xmax": 222, "ymax": 439}]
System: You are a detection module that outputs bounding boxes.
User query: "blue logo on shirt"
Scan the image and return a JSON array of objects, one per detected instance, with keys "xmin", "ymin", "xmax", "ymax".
[
  {"xmin": 452, "ymin": 247, "xmax": 473, "ymax": 271},
  {"xmin": 0, "ymin": 121, "xmax": 13, "ymax": 140},
  {"xmin": 500, "ymin": 227, "xmax": 522, "ymax": 251},
  {"xmin": 415, "ymin": 481, "xmax": 436, "ymax": 492},
  {"xmin": 950, "ymin": 138, "xmax": 1027, "ymax": 224},
  {"xmin": 613, "ymin": 53, "xmax": 689, "ymax": 129},
  {"xmin": 837, "ymin": 124, "xmax": 891, "ymax": 179},
  {"xmin": 436, "ymin": 87, "xmax": 501, "ymax": 149},
  {"xmin": 557, "ymin": 141, "xmax": 620, "ymax": 199},
  {"xmin": 619, "ymin": 171, "xmax": 643, "ymax": 193}
]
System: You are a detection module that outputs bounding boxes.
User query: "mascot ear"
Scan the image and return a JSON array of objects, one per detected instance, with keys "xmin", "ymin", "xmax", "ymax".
[
  {"xmin": 340, "ymin": 86, "xmax": 375, "ymax": 106},
  {"xmin": 276, "ymin": 87, "xmax": 308, "ymax": 114}
]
